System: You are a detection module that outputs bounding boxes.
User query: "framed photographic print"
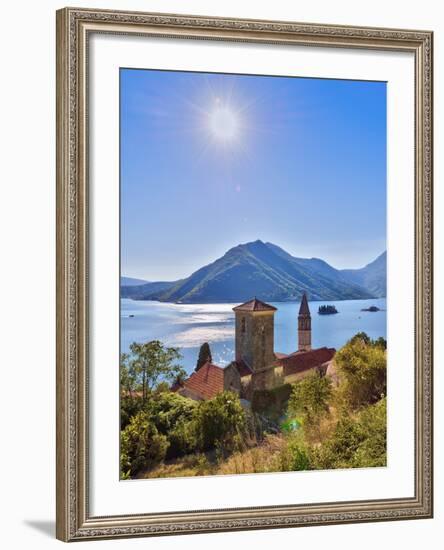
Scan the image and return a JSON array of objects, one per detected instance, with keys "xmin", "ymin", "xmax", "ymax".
[{"xmin": 56, "ymin": 7, "xmax": 433, "ymax": 542}]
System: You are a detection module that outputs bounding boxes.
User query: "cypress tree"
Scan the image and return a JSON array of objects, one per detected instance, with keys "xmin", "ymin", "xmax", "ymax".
[{"xmin": 196, "ymin": 342, "xmax": 212, "ymax": 371}]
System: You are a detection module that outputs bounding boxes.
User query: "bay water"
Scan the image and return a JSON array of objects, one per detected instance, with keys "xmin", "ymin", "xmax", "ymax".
[{"xmin": 121, "ymin": 298, "xmax": 386, "ymax": 375}]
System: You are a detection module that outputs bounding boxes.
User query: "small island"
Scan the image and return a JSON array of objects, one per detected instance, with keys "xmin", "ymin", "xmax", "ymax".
[
  {"xmin": 361, "ymin": 305, "xmax": 381, "ymax": 312},
  {"xmin": 318, "ymin": 305, "xmax": 339, "ymax": 315}
]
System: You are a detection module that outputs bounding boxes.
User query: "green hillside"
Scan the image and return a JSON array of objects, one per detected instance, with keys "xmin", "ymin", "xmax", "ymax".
[{"xmin": 121, "ymin": 241, "xmax": 385, "ymax": 303}]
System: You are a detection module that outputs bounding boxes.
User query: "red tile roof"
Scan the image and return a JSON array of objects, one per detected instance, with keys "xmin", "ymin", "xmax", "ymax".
[
  {"xmin": 177, "ymin": 362, "xmax": 224, "ymax": 400},
  {"xmin": 233, "ymin": 298, "xmax": 277, "ymax": 312},
  {"xmin": 278, "ymin": 347, "xmax": 335, "ymax": 377}
]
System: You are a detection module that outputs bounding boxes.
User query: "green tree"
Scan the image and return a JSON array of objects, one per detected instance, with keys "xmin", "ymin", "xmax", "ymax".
[
  {"xmin": 154, "ymin": 381, "xmax": 173, "ymax": 394},
  {"xmin": 120, "ymin": 410, "xmax": 169, "ymax": 477},
  {"xmin": 145, "ymin": 392, "xmax": 198, "ymax": 457},
  {"xmin": 196, "ymin": 342, "xmax": 212, "ymax": 371},
  {"xmin": 334, "ymin": 335, "xmax": 386, "ymax": 409},
  {"xmin": 352, "ymin": 397, "xmax": 387, "ymax": 467},
  {"xmin": 127, "ymin": 340, "xmax": 186, "ymax": 401},
  {"xmin": 120, "ymin": 396, "xmax": 144, "ymax": 430},
  {"xmin": 146, "ymin": 392, "xmax": 196, "ymax": 432},
  {"xmin": 310, "ymin": 398, "xmax": 387, "ymax": 470},
  {"xmin": 373, "ymin": 336, "xmax": 387, "ymax": 350},
  {"xmin": 120, "ymin": 352, "xmax": 137, "ymax": 396},
  {"xmin": 349, "ymin": 332, "xmax": 372, "ymax": 346},
  {"xmin": 287, "ymin": 371, "xmax": 332, "ymax": 428},
  {"xmin": 310, "ymin": 414, "xmax": 364, "ymax": 469},
  {"xmin": 120, "ymin": 352, "xmax": 143, "ymax": 429},
  {"xmin": 193, "ymin": 391, "xmax": 247, "ymax": 453}
]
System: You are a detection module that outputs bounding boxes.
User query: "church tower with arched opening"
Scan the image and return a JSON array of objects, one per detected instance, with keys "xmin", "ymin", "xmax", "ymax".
[
  {"xmin": 232, "ymin": 298, "xmax": 276, "ymax": 372},
  {"xmin": 298, "ymin": 292, "xmax": 312, "ymax": 351}
]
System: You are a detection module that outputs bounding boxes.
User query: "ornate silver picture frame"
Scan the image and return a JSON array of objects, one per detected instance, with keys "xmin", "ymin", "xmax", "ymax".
[{"xmin": 56, "ymin": 7, "xmax": 433, "ymax": 542}]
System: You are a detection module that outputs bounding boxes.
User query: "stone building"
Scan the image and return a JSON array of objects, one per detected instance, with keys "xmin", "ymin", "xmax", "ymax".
[
  {"xmin": 298, "ymin": 293, "xmax": 312, "ymax": 351},
  {"xmin": 174, "ymin": 293, "xmax": 336, "ymax": 401},
  {"xmin": 233, "ymin": 298, "xmax": 277, "ymax": 372}
]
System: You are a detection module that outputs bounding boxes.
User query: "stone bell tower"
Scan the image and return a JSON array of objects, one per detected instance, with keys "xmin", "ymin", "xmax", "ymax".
[
  {"xmin": 298, "ymin": 292, "xmax": 312, "ymax": 351},
  {"xmin": 233, "ymin": 298, "xmax": 277, "ymax": 372}
]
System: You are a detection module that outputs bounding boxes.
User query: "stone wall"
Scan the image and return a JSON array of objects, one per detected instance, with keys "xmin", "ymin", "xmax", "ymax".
[
  {"xmin": 223, "ymin": 362, "xmax": 241, "ymax": 394},
  {"xmin": 235, "ymin": 311, "xmax": 275, "ymax": 372}
]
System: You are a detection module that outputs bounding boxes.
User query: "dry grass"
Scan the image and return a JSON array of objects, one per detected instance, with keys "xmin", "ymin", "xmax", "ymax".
[
  {"xmin": 135, "ymin": 400, "xmax": 359, "ymax": 480},
  {"xmin": 137, "ymin": 435, "xmax": 288, "ymax": 479},
  {"xmin": 216, "ymin": 434, "xmax": 286, "ymax": 475},
  {"xmin": 139, "ymin": 452, "xmax": 215, "ymax": 479}
]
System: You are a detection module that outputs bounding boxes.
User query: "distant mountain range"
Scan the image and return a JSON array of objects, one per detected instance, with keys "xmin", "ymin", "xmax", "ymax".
[
  {"xmin": 340, "ymin": 251, "xmax": 386, "ymax": 298},
  {"xmin": 120, "ymin": 276, "xmax": 149, "ymax": 287},
  {"xmin": 121, "ymin": 240, "xmax": 386, "ymax": 304}
]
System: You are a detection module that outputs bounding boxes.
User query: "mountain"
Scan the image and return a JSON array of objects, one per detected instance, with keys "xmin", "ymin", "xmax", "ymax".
[
  {"xmin": 120, "ymin": 276, "xmax": 149, "ymax": 286},
  {"xmin": 340, "ymin": 251, "xmax": 387, "ymax": 298},
  {"xmin": 121, "ymin": 241, "xmax": 386, "ymax": 303},
  {"xmin": 121, "ymin": 280, "xmax": 177, "ymax": 299}
]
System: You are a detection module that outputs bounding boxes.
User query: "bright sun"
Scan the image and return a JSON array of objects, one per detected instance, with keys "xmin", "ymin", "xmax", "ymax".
[{"xmin": 209, "ymin": 106, "xmax": 239, "ymax": 142}]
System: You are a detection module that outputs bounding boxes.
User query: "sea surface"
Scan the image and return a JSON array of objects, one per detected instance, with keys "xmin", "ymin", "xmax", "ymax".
[{"xmin": 121, "ymin": 298, "xmax": 386, "ymax": 376}]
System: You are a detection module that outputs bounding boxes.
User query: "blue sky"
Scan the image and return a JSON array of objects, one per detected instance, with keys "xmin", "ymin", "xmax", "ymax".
[{"xmin": 121, "ymin": 68, "xmax": 386, "ymax": 281}]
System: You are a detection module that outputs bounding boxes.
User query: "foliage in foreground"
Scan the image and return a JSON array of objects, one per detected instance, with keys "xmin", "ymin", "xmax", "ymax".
[
  {"xmin": 334, "ymin": 333, "xmax": 387, "ymax": 409},
  {"xmin": 121, "ymin": 332, "xmax": 387, "ymax": 478},
  {"xmin": 278, "ymin": 333, "xmax": 387, "ymax": 472},
  {"xmin": 308, "ymin": 397, "xmax": 387, "ymax": 469},
  {"xmin": 211, "ymin": 396, "xmax": 387, "ymax": 476},
  {"xmin": 120, "ymin": 410, "xmax": 169, "ymax": 477},
  {"xmin": 120, "ymin": 389, "xmax": 249, "ymax": 478},
  {"xmin": 287, "ymin": 371, "xmax": 332, "ymax": 428},
  {"xmin": 193, "ymin": 391, "xmax": 247, "ymax": 453},
  {"xmin": 141, "ymin": 394, "xmax": 387, "ymax": 478}
]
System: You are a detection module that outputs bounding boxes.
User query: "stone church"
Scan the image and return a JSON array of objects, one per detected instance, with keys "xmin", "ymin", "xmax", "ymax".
[{"xmin": 174, "ymin": 293, "xmax": 336, "ymax": 401}]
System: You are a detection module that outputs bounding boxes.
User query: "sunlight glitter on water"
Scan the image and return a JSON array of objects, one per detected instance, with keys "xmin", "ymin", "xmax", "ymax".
[
  {"xmin": 164, "ymin": 325, "xmax": 235, "ymax": 348},
  {"xmin": 121, "ymin": 298, "xmax": 386, "ymax": 374}
]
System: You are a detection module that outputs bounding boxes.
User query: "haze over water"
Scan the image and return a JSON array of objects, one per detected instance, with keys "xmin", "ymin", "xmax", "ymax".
[{"xmin": 121, "ymin": 298, "xmax": 386, "ymax": 375}]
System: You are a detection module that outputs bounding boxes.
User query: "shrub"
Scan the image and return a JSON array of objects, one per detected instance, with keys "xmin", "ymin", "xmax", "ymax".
[
  {"xmin": 193, "ymin": 391, "xmax": 247, "ymax": 453},
  {"xmin": 145, "ymin": 391, "xmax": 196, "ymax": 433},
  {"xmin": 349, "ymin": 332, "xmax": 372, "ymax": 346},
  {"xmin": 142, "ymin": 392, "xmax": 197, "ymax": 457},
  {"xmin": 120, "ymin": 410, "xmax": 169, "ymax": 478},
  {"xmin": 373, "ymin": 337, "xmax": 387, "ymax": 350},
  {"xmin": 310, "ymin": 398, "xmax": 387, "ymax": 470},
  {"xmin": 334, "ymin": 336, "xmax": 386, "ymax": 409},
  {"xmin": 351, "ymin": 397, "xmax": 387, "ymax": 467},
  {"xmin": 120, "ymin": 395, "xmax": 144, "ymax": 430},
  {"xmin": 287, "ymin": 371, "xmax": 332, "ymax": 428},
  {"xmin": 168, "ymin": 420, "xmax": 198, "ymax": 458},
  {"xmin": 310, "ymin": 415, "xmax": 365, "ymax": 469},
  {"xmin": 278, "ymin": 434, "xmax": 311, "ymax": 472}
]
